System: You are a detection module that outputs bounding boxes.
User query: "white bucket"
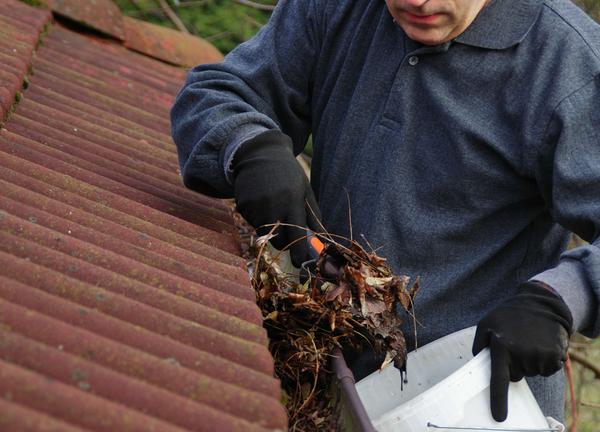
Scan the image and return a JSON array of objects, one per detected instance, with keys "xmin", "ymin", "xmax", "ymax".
[{"xmin": 355, "ymin": 327, "xmax": 564, "ymax": 432}]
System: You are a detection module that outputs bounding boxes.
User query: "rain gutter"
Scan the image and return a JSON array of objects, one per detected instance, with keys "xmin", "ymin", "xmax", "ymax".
[{"xmin": 332, "ymin": 349, "xmax": 377, "ymax": 432}]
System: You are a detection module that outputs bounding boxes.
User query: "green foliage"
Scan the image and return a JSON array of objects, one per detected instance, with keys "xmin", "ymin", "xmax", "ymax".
[
  {"xmin": 565, "ymin": 338, "xmax": 600, "ymax": 432},
  {"xmin": 115, "ymin": 0, "xmax": 274, "ymax": 53},
  {"xmin": 19, "ymin": 0, "xmax": 44, "ymax": 6}
]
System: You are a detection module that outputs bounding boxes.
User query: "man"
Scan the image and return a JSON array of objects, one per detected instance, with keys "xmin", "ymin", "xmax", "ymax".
[{"xmin": 171, "ymin": 0, "xmax": 600, "ymax": 423}]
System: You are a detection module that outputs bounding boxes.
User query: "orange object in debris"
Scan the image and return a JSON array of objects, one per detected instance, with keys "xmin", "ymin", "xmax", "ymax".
[{"xmin": 309, "ymin": 234, "xmax": 325, "ymax": 254}]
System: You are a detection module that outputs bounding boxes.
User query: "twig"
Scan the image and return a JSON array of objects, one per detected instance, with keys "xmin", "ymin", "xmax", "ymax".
[
  {"xmin": 565, "ymin": 355, "xmax": 577, "ymax": 432},
  {"xmin": 296, "ymin": 154, "xmax": 311, "ymax": 179},
  {"xmin": 569, "ymin": 341, "xmax": 596, "ymax": 349},
  {"xmin": 568, "ymin": 349, "xmax": 600, "ymax": 379},
  {"xmin": 409, "ymin": 277, "xmax": 420, "ymax": 350},
  {"xmin": 156, "ymin": 0, "xmax": 190, "ymax": 33},
  {"xmin": 360, "ymin": 233, "xmax": 377, "ymax": 255},
  {"xmin": 204, "ymin": 30, "xmax": 233, "ymax": 42},
  {"xmin": 234, "ymin": 0, "xmax": 277, "ymax": 11},
  {"xmin": 305, "ymin": 198, "xmax": 334, "ymax": 244},
  {"xmin": 241, "ymin": 11, "xmax": 265, "ymax": 28},
  {"xmin": 345, "ymin": 189, "xmax": 353, "ymax": 242},
  {"xmin": 580, "ymin": 401, "xmax": 600, "ymax": 409},
  {"xmin": 292, "ymin": 329, "xmax": 320, "ymax": 418},
  {"xmin": 576, "ymin": 359, "xmax": 586, "ymax": 421}
]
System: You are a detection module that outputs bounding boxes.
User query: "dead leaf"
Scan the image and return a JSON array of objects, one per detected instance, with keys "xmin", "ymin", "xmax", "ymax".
[{"xmin": 250, "ymin": 231, "xmax": 419, "ymax": 431}]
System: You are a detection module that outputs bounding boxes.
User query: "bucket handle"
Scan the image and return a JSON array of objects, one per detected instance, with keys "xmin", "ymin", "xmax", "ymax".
[{"xmin": 427, "ymin": 422, "xmax": 562, "ymax": 432}]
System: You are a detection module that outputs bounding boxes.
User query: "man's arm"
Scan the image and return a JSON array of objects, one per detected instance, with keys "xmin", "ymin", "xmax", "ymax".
[
  {"xmin": 531, "ymin": 73, "xmax": 600, "ymax": 337},
  {"xmin": 473, "ymin": 73, "xmax": 600, "ymax": 422},
  {"xmin": 170, "ymin": 0, "xmax": 324, "ymax": 198}
]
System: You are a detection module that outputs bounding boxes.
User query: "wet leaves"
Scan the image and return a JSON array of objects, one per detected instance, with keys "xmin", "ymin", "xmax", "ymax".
[{"xmin": 252, "ymin": 235, "xmax": 419, "ymax": 431}]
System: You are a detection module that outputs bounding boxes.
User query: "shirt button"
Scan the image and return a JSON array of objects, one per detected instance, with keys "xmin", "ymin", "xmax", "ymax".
[{"xmin": 408, "ymin": 56, "xmax": 419, "ymax": 66}]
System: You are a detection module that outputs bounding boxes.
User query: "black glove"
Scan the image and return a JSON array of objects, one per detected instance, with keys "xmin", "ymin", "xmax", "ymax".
[
  {"xmin": 472, "ymin": 281, "xmax": 573, "ymax": 422},
  {"xmin": 233, "ymin": 130, "xmax": 321, "ymax": 267}
]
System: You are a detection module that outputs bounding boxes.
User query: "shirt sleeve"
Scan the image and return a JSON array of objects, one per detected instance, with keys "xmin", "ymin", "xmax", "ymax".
[
  {"xmin": 170, "ymin": 0, "xmax": 324, "ymax": 198},
  {"xmin": 531, "ymin": 74, "xmax": 600, "ymax": 337}
]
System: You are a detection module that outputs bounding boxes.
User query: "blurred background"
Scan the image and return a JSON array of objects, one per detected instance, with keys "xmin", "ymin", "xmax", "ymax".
[
  {"xmin": 114, "ymin": 1, "xmax": 600, "ymax": 430},
  {"xmin": 114, "ymin": 0, "xmax": 276, "ymax": 53}
]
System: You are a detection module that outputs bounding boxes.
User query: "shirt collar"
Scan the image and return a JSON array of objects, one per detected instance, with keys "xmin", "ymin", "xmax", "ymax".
[{"xmin": 454, "ymin": 0, "xmax": 544, "ymax": 50}]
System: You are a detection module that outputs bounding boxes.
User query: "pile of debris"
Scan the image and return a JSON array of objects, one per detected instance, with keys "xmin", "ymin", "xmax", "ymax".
[{"xmin": 251, "ymin": 231, "xmax": 419, "ymax": 430}]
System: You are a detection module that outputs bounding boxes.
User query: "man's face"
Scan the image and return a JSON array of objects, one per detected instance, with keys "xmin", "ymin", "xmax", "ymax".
[{"xmin": 385, "ymin": 0, "xmax": 490, "ymax": 45}]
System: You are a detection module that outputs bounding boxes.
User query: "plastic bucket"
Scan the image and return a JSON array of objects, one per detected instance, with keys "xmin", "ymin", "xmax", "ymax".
[{"xmin": 355, "ymin": 327, "xmax": 564, "ymax": 432}]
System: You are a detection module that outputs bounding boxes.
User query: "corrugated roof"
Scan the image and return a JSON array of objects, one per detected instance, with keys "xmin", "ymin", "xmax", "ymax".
[
  {"xmin": 123, "ymin": 16, "xmax": 224, "ymax": 67},
  {"xmin": 0, "ymin": 0, "xmax": 51, "ymax": 120},
  {"xmin": 47, "ymin": 0, "xmax": 126, "ymax": 40},
  {"xmin": 39, "ymin": 0, "xmax": 223, "ymax": 66},
  {"xmin": 0, "ymin": 0, "xmax": 287, "ymax": 430}
]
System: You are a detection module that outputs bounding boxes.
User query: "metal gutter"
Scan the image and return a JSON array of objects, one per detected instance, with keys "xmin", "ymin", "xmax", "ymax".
[{"xmin": 332, "ymin": 349, "xmax": 377, "ymax": 432}]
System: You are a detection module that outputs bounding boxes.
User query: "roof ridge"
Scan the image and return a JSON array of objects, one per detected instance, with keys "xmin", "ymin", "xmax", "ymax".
[
  {"xmin": 26, "ymin": 0, "xmax": 224, "ymax": 67},
  {"xmin": 0, "ymin": 0, "xmax": 51, "ymax": 122}
]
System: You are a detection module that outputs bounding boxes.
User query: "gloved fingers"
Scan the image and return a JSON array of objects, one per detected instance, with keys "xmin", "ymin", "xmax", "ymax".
[
  {"xmin": 539, "ymin": 355, "xmax": 565, "ymax": 377},
  {"xmin": 255, "ymin": 222, "xmax": 287, "ymax": 252},
  {"xmin": 518, "ymin": 348, "xmax": 558, "ymax": 377},
  {"xmin": 286, "ymin": 207, "xmax": 310, "ymax": 268},
  {"xmin": 320, "ymin": 254, "xmax": 345, "ymax": 280},
  {"xmin": 264, "ymin": 223, "xmax": 289, "ymax": 251},
  {"xmin": 246, "ymin": 204, "xmax": 287, "ymax": 250},
  {"xmin": 233, "ymin": 199, "xmax": 256, "ymax": 229},
  {"xmin": 489, "ymin": 337, "xmax": 511, "ymax": 422},
  {"xmin": 304, "ymin": 187, "xmax": 323, "ymax": 234},
  {"xmin": 289, "ymin": 235, "xmax": 309, "ymax": 267},
  {"xmin": 234, "ymin": 192, "xmax": 277, "ymax": 235},
  {"xmin": 256, "ymin": 218, "xmax": 307, "ymax": 264},
  {"xmin": 509, "ymin": 369, "xmax": 524, "ymax": 382},
  {"xmin": 472, "ymin": 324, "xmax": 491, "ymax": 357},
  {"xmin": 540, "ymin": 365, "xmax": 561, "ymax": 377}
]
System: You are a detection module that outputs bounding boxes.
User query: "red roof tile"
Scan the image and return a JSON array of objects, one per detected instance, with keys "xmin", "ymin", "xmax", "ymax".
[
  {"xmin": 46, "ymin": 0, "xmax": 126, "ymax": 40},
  {"xmin": 123, "ymin": 16, "xmax": 224, "ymax": 67},
  {"xmin": 0, "ymin": 0, "xmax": 286, "ymax": 430},
  {"xmin": 0, "ymin": 0, "xmax": 51, "ymax": 120},
  {"xmin": 0, "ymin": 397, "xmax": 88, "ymax": 432},
  {"xmin": 41, "ymin": 0, "xmax": 223, "ymax": 67}
]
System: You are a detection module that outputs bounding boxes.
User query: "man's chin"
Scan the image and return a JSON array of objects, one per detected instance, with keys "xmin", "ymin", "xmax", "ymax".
[{"xmin": 403, "ymin": 28, "xmax": 449, "ymax": 46}]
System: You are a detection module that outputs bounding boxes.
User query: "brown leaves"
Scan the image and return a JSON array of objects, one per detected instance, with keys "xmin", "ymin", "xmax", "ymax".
[
  {"xmin": 252, "ymin": 237, "xmax": 419, "ymax": 431},
  {"xmin": 314, "ymin": 242, "xmax": 419, "ymax": 371}
]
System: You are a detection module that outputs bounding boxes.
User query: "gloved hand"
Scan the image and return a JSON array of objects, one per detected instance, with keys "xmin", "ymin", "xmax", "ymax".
[
  {"xmin": 232, "ymin": 130, "xmax": 321, "ymax": 267},
  {"xmin": 472, "ymin": 281, "xmax": 573, "ymax": 422}
]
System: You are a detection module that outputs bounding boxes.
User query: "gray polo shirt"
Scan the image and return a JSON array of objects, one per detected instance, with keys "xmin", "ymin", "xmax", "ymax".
[{"xmin": 171, "ymin": 0, "xmax": 600, "ymax": 419}]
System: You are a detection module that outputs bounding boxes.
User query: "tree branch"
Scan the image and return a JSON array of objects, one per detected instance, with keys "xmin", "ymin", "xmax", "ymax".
[
  {"xmin": 157, "ymin": 0, "xmax": 190, "ymax": 34},
  {"xmin": 569, "ymin": 349, "xmax": 600, "ymax": 379},
  {"xmin": 565, "ymin": 355, "xmax": 578, "ymax": 432}
]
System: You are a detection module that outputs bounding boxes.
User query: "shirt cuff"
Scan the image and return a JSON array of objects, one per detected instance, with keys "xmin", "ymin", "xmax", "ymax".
[
  {"xmin": 221, "ymin": 124, "xmax": 271, "ymax": 185},
  {"xmin": 531, "ymin": 258, "xmax": 594, "ymax": 333}
]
